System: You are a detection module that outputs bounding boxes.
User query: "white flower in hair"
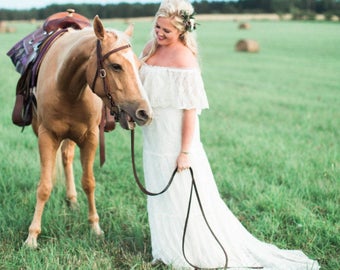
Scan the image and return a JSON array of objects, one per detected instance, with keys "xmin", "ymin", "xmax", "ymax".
[
  {"xmin": 189, "ymin": 18, "xmax": 195, "ymax": 31},
  {"xmin": 180, "ymin": 10, "xmax": 198, "ymax": 32}
]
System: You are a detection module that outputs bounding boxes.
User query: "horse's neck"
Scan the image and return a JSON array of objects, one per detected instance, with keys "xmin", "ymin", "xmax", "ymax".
[{"xmin": 57, "ymin": 30, "xmax": 95, "ymax": 95}]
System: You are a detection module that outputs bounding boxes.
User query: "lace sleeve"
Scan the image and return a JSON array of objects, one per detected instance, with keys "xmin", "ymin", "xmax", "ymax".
[{"xmin": 140, "ymin": 65, "xmax": 209, "ymax": 114}]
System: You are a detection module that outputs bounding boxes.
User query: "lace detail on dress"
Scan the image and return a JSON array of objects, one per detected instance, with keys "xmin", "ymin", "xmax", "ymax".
[{"xmin": 139, "ymin": 64, "xmax": 209, "ymax": 113}]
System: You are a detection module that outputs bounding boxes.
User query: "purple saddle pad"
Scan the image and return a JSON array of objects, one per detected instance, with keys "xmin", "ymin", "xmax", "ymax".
[{"xmin": 7, "ymin": 27, "xmax": 49, "ymax": 74}]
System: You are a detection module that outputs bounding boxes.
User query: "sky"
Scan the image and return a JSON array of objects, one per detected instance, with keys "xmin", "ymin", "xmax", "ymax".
[{"xmin": 0, "ymin": 0, "xmax": 162, "ymax": 10}]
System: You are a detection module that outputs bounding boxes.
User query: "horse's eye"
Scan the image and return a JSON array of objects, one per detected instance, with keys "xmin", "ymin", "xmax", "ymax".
[{"xmin": 111, "ymin": 63, "xmax": 122, "ymax": 72}]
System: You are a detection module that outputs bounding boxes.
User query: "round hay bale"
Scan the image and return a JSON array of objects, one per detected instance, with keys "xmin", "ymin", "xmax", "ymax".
[
  {"xmin": 235, "ymin": 39, "xmax": 259, "ymax": 53},
  {"xmin": 0, "ymin": 21, "xmax": 6, "ymax": 33},
  {"xmin": 6, "ymin": 27, "xmax": 16, "ymax": 33},
  {"xmin": 238, "ymin": 22, "xmax": 251, "ymax": 29}
]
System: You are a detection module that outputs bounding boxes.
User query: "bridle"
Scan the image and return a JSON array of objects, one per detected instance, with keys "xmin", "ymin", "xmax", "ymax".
[
  {"xmin": 91, "ymin": 39, "xmax": 130, "ymax": 166},
  {"xmin": 91, "ymin": 39, "xmax": 131, "ymax": 121}
]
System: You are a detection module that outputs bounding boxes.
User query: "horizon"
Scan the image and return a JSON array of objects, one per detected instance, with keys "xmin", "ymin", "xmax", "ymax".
[{"xmin": 0, "ymin": 0, "xmax": 162, "ymax": 10}]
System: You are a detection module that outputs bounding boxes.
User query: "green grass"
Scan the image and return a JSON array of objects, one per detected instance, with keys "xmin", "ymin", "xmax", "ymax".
[{"xmin": 0, "ymin": 19, "xmax": 339, "ymax": 269}]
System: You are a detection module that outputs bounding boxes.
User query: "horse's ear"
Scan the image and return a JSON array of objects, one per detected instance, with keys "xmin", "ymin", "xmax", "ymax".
[
  {"xmin": 93, "ymin": 15, "xmax": 105, "ymax": 40},
  {"xmin": 125, "ymin": 24, "xmax": 134, "ymax": 37}
]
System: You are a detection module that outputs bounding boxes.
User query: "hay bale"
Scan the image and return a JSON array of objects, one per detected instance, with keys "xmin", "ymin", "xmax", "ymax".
[
  {"xmin": 6, "ymin": 27, "xmax": 16, "ymax": 33},
  {"xmin": 0, "ymin": 21, "xmax": 6, "ymax": 33},
  {"xmin": 239, "ymin": 22, "xmax": 251, "ymax": 29},
  {"xmin": 235, "ymin": 39, "xmax": 259, "ymax": 53},
  {"xmin": 0, "ymin": 21, "xmax": 16, "ymax": 33}
]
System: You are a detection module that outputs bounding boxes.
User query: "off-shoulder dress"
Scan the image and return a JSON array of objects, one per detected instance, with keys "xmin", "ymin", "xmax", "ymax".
[{"xmin": 139, "ymin": 64, "xmax": 320, "ymax": 270}]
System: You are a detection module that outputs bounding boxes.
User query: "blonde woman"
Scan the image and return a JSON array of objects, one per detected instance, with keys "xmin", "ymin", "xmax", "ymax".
[{"xmin": 139, "ymin": 0, "xmax": 320, "ymax": 269}]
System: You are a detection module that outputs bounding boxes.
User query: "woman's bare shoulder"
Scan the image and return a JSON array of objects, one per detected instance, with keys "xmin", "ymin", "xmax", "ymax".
[{"xmin": 173, "ymin": 46, "xmax": 198, "ymax": 69}]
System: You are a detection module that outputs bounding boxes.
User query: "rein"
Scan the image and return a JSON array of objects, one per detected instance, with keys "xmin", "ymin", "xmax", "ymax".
[
  {"xmin": 130, "ymin": 129, "xmax": 229, "ymax": 269},
  {"xmin": 91, "ymin": 39, "xmax": 131, "ymax": 121}
]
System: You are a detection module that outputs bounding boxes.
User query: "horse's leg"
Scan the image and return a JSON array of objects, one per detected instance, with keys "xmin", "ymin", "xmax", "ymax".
[
  {"xmin": 61, "ymin": 139, "xmax": 78, "ymax": 209},
  {"xmin": 25, "ymin": 127, "xmax": 60, "ymax": 248},
  {"xmin": 79, "ymin": 131, "xmax": 103, "ymax": 236}
]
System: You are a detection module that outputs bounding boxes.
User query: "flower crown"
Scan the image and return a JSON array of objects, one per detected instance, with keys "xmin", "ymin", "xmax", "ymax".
[{"xmin": 180, "ymin": 10, "xmax": 198, "ymax": 32}]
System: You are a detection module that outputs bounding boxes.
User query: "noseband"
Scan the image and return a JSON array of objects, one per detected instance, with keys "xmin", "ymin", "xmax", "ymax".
[{"xmin": 91, "ymin": 39, "xmax": 131, "ymax": 121}]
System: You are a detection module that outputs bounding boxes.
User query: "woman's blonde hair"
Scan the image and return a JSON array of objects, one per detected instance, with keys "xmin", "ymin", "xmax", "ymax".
[{"xmin": 142, "ymin": 0, "xmax": 198, "ymax": 61}]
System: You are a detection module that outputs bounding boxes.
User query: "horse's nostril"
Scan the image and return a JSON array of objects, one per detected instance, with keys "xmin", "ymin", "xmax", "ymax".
[{"xmin": 136, "ymin": 109, "xmax": 149, "ymax": 121}]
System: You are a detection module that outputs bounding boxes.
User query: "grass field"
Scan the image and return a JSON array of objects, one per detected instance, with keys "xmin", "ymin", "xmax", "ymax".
[{"xmin": 0, "ymin": 18, "xmax": 339, "ymax": 269}]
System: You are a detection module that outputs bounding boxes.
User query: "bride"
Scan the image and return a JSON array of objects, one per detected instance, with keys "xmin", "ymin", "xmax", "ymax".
[{"xmin": 139, "ymin": 0, "xmax": 320, "ymax": 269}]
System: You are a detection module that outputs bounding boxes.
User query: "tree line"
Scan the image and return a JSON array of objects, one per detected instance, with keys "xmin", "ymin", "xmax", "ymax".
[{"xmin": 0, "ymin": 0, "xmax": 339, "ymax": 21}]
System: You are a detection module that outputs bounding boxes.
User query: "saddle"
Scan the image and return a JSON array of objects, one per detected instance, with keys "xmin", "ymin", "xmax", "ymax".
[
  {"xmin": 7, "ymin": 9, "xmax": 115, "ymax": 132},
  {"xmin": 43, "ymin": 9, "xmax": 91, "ymax": 33}
]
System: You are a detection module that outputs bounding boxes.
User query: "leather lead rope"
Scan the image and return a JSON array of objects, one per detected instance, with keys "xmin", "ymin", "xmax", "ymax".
[
  {"xmin": 130, "ymin": 129, "xmax": 229, "ymax": 269},
  {"xmin": 182, "ymin": 167, "xmax": 228, "ymax": 270},
  {"xmin": 131, "ymin": 129, "xmax": 175, "ymax": 196}
]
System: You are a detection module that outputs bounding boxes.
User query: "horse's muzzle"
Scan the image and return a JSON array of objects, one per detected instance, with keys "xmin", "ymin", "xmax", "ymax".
[{"xmin": 119, "ymin": 109, "xmax": 152, "ymax": 130}]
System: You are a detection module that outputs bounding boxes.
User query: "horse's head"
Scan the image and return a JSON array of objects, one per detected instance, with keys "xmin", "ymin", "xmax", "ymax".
[{"xmin": 87, "ymin": 15, "xmax": 152, "ymax": 130}]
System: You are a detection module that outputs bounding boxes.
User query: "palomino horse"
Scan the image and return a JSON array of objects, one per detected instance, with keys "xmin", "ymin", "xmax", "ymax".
[{"xmin": 24, "ymin": 16, "xmax": 152, "ymax": 248}]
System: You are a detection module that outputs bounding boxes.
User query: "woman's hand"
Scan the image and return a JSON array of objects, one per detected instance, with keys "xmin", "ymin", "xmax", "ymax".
[{"xmin": 176, "ymin": 152, "xmax": 190, "ymax": 172}]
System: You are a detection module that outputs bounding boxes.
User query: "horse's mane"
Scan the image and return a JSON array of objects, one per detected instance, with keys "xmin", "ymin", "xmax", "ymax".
[
  {"xmin": 106, "ymin": 27, "xmax": 132, "ymax": 46},
  {"xmin": 73, "ymin": 26, "xmax": 131, "ymax": 47}
]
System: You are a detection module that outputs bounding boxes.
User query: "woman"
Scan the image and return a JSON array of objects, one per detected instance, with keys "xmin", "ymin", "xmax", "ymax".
[{"xmin": 139, "ymin": 0, "xmax": 320, "ymax": 269}]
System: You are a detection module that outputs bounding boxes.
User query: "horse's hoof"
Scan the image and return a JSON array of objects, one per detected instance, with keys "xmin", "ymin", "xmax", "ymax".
[
  {"xmin": 66, "ymin": 198, "xmax": 79, "ymax": 210},
  {"xmin": 91, "ymin": 223, "xmax": 104, "ymax": 236},
  {"xmin": 24, "ymin": 236, "xmax": 38, "ymax": 249}
]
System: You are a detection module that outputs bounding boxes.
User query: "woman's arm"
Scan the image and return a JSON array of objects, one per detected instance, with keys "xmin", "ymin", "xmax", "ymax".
[{"xmin": 176, "ymin": 108, "xmax": 196, "ymax": 172}]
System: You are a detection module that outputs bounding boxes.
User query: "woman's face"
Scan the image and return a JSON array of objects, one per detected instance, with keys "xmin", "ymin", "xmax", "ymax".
[{"xmin": 154, "ymin": 17, "xmax": 181, "ymax": 46}]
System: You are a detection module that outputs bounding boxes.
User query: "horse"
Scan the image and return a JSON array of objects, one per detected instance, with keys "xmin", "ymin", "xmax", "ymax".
[{"xmin": 24, "ymin": 15, "xmax": 152, "ymax": 248}]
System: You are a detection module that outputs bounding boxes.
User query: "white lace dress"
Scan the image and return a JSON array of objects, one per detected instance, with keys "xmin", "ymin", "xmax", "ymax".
[{"xmin": 139, "ymin": 64, "xmax": 320, "ymax": 270}]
